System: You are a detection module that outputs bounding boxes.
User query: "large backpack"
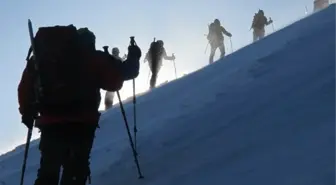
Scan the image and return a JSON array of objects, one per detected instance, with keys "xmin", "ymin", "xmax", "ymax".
[
  {"xmin": 148, "ymin": 41, "xmax": 163, "ymax": 61},
  {"xmin": 252, "ymin": 13, "xmax": 266, "ymax": 29},
  {"xmin": 207, "ymin": 23, "xmax": 221, "ymax": 42},
  {"xmin": 27, "ymin": 25, "xmax": 99, "ymax": 114}
]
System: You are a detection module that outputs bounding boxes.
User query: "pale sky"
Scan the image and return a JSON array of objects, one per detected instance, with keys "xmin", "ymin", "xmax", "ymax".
[{"xmin": 0, "ymin": 0, "xmax": 319, "ymax": 154}]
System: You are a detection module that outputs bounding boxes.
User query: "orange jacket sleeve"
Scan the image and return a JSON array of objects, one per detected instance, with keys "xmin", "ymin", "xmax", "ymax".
[
  {"xmin": 18, "ymin": 59, "xmax": 35, "ymax": 116},
  {"xmin": 93, "ymin": 51, "xmax": 124, "ymax": 92}
]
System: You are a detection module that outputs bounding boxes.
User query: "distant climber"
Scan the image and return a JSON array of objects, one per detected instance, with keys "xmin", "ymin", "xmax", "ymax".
[
  {"xmin": 104, "ymin": 47, "xmax": 126, "ymax": 110},
  {"xmin": 207, "ymin": 18, "xmax": 232, "ymax": 64},
  {"xmin": 144, "ymin": 39, "xmax": 175, "ymax": 90},
  {"xmin": 111, "ymin": 47, "xmax": 127, "ymax": 61},
  {"xmin": 251, "ymin": 9, "xmax": 273, "ymax": 42},
  {"xmin": 104, "ymin": 91, "xmax": 114, "ymax": 110}
]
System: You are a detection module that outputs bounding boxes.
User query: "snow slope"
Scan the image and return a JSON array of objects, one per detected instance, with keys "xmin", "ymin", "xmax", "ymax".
[{"xmin": 1, "ymin": 4, "xmax": 335, "ymax": 185}]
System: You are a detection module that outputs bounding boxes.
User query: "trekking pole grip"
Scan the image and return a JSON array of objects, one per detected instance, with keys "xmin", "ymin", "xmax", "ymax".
[
  {"xmin": 103, "ymin": 46, "xmax": 109, "ymax": 53},
  {"xmin": 130, "ymin": 36, "xmax": 135, "ymax": 46}
]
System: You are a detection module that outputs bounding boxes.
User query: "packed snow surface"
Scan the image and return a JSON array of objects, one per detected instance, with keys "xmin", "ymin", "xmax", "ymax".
[{"xmin": 0, "ymin": 5, "xmax": 335, "ymax": 185}]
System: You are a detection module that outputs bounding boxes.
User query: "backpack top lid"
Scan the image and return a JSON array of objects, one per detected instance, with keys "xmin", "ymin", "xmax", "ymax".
[
  {"xmin": 214, "ymin": 19, "xmax": 220, "ymax": 25},
  {"xmin": 77, "ymin": 27, "xmax": 95, "ymax": 40},
  {"xmin": 29, "ymin": 26, "xmax": 96, "ymax": 60},
  {"xmin": 26, "ymin": 25, "xmax": 78, "ymax": 61},
  {"xmin": 258, "ymin": 9, "xmax": 264, "ymax": 15},
  {"xmin": 33, "ymin": 25, "xmax": 81, "ymax": 63},
  {"xmin": 150, "ymin": 40, "xmax": 163, "ymax": 50},
  {"xmin": 156, "ymin": 40, "xmax": 164, "ymax": 47},
  {"xmin": 77, "ymin": 27, "xmax": 96, "ymax": 50}
]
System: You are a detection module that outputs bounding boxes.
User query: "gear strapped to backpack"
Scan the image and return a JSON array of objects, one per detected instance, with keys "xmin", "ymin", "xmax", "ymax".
[{"xmin": 26, "ymin": 25, "xmax": 99, "ymax": 114}]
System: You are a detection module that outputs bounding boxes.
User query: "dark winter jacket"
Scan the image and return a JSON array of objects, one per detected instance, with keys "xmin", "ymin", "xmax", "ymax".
[{"xmin": 18, "ymin": 50, "xmax": 136, "ymax": 127}]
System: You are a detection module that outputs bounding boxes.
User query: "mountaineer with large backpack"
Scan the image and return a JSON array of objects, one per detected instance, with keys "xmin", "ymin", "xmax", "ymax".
[
  {"xmin": 144, "ymin": 39, "xmax": 175, "ymax": 90},
  {"xmin": 18, "ymin": 25, "xmax": 141, "ymax": 185},
  {"xmin": 251, "ymin": 9, "xmax": 273, "ymax": 42},
  {"xmin": 207, "ymin": 19, "xmax": 232, "ymax": 64}
]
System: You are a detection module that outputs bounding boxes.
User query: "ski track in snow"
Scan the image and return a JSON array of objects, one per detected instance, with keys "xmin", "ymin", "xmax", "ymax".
[{"xmin": 0, "ymin": 5, "xmax": 335, "ymax": 185}]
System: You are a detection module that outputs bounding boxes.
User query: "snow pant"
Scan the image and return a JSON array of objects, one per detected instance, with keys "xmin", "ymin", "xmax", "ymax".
[
  {"xmin": 104, "ymin": 91, "xmax": 115, "ymax": 110},
  {"xmin": 149, "ymin": 60, "xmax": 162, "ymax": 89},
  {"xmin": 34, "ymin": 123, "xmax": 97, "ymax": 185},
  {"xmin": 253, "ymin": 27, "xmax": 265, "ymax": 42},
  {"xmin": 209, "ymin": 39, "xmax": 225, "ymax": 64}
]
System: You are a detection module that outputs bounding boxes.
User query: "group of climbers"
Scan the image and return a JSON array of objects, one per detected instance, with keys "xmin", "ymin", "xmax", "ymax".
[
  {"xmin": 17, "ymin": 8, "xmax": 273, "ymax": 185},
  {"xmin": 206, "ymin": 9, "xmax": 273, "ymax": 64},
  {"xmin": 109, "ymin": 9, "xmax": 273, "ymax": 95}
]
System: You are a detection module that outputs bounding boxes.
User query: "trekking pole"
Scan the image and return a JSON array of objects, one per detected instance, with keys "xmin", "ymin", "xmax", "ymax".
[
  {"xmin": 172, "ymin": 53, "xmax": 177, "ymax": 79},
  {"xmin": 204, "ymin": 42, "xmax": 209, "ymax": 54},
  {"xmin": 103, "ymin": 44, "xmax": 144, "ymax": 179},
  {"xmin": 116, "ymin": 91, "xmax": 144, "ymax": 179},
  {"xmin": 229, "ymin": 37, "xmax": 233, "ymax": 53},
  {"xmin": 270, "ymin": 17, "xmax": 275, "ymax": 32},
  {"xmin": 132, "ymin": 79, "xmax": 137, "ymax": 150},
  {"xmin": 204, "ymin": 24, "xmax": 210, "ymax": 54},
  {"xmin": 147, "ymin": 70, "xmax": 151, "ymax": 83},
  {"xmin": 20, "ymin": 128, "xmax": 33, "ymax": 185},
  {"xmin": 129, "ymin": 36, "xmax": 138, "ymax": 152}
]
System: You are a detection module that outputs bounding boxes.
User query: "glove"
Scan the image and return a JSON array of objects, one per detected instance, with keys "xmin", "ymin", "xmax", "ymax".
[
  {"xmin": 22, "ymin": 114, "xmax": 35, "ymax": 129},
  {"xmin": 127, "ymin": 44, "xmax": 141, "ymax": 60},
  {"xmin": 20, "ymin": 103, "xmax": 38, "ymax": 129},
  {"xmin": 227, "ymin": 33, "xmax": 232, "ymax": 37},
  {"xmin": 171, "ymin": 54, "xmax": 176, "ymax": 60},
  {"xmin": 121, "ymin": 45, "xmax": 142, "ymax": 80},
  {"xmin": 122, "ymin": 54, "xmax": 127, "ymax": 60}
]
